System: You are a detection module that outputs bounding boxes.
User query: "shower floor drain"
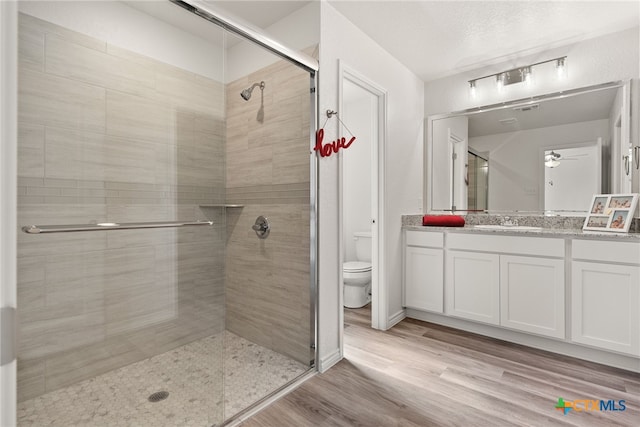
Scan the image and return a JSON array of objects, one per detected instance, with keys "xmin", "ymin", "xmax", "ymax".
[{"xmin": 148, "ymin": 391, "xmax": 169, "ymax": 403}]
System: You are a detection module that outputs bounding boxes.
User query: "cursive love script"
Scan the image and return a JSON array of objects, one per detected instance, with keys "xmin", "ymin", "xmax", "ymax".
[{"xmin": 314, "ymin": 128, "xmax": 356, "ymax": 157}]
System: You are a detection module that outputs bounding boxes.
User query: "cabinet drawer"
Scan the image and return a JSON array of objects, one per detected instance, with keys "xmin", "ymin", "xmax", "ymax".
[
  {"xmin": 406, "ymin": 230, "xmax": 443, "ymax": 248},
  {"xmin": 572, "ymin": 239, "xmax": 640, "ymax": 265},
  {"xmin": 447, "ymin": 233, "xmax": 564, "ymax": 257}
]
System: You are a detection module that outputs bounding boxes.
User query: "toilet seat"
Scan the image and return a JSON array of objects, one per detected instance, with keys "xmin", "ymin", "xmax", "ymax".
[{"xmin": 343, "ymin": 261, "xmax": 372, "ymax": 273}]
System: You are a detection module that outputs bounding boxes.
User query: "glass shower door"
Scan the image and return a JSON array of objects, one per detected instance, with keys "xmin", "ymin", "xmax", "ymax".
[
  {"xmin": 220, "ymin": 29, "xmax": 315, "ymax": 421},
  {"xmin": 16, "ymin": 2, "xmax": 226, "ymax": 425}
]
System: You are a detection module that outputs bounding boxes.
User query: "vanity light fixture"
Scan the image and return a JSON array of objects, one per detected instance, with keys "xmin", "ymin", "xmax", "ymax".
[{"xmin": 468, "ymin": 56, "xmax": 567, "ymax": 94}]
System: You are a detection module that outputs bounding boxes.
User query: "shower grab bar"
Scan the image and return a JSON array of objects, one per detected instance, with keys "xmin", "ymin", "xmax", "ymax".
[{"xmin": 22, "ymin": 220, "xmax": 213, "ymax": 234}]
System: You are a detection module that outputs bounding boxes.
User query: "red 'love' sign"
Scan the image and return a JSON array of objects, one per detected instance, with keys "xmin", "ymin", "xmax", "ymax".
[{"xmin": 314, "ymin": 128, "xmax": 356, "ymax": 157}]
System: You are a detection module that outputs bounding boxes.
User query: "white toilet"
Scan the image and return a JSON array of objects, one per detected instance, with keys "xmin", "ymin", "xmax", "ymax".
[{"xmin": 343, "ymin": 231, "xmax": 372, "ymax": 308}]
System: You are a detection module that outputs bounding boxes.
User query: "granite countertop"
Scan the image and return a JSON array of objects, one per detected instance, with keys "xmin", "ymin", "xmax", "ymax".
[{"xmin": 402, "ymin": 214, "xmax": 640, "ymax": 241}]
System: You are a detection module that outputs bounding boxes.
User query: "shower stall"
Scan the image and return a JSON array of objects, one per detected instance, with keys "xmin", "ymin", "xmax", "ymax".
[{"xmin": 11, "ymin": 1, "xmax": 317, "ymax": 425}]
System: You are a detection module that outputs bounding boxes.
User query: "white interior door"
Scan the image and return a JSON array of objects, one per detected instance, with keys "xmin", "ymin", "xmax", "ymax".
[
  {"xmin": 339, "ymin": 63, "xmax": 387, "ymax": 332},
  {"xmin": 544, "ymin": 141, "xmax": 601, "ymax": 211}
]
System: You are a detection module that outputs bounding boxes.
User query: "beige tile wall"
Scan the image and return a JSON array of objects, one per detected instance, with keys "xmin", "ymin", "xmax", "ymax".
[
  {"xmin": 17, "ymin": 13, "xmax": 226, "ymax": 401},
  {"xmin": 225, "ymin": 54, "xmax": 313, "ymax": 366}
]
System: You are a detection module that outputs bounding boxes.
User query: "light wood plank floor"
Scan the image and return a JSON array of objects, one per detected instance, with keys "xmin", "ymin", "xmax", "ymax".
[{"xmin": 240, "ymin": 305, "xmax": 640, "ymax": 426}]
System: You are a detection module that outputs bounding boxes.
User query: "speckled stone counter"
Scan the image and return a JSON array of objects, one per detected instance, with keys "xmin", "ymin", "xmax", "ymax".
[{"xmin": 402, "ymin": 214, "xmax": 640, "ymax": 240}]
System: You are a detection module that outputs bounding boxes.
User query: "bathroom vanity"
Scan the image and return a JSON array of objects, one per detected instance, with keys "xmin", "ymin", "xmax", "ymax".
[{"xmin": 401, "ymin": 220, "xmax": 640, "ymax": 372}]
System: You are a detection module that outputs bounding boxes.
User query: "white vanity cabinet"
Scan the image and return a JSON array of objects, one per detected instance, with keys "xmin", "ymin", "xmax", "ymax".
[
  {"xmin": 446, "ymin": 233, "xmax": 565, "ymax": 337},
  {"xmin": 571, "ymin": 240, "xmax": 640, "ymax": 356},
  {"xmin": 403, "ymin": 231, "xmax": 444, "ymax": 313},
  {"xmin": 402, "ymin": 225, "xmax": 640, "ymax": 371}
]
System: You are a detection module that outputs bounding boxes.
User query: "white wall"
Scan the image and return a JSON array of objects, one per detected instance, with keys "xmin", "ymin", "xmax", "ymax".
[
  {"xmin": 225, "ymin": 1, "xmax": 320, "ymax": 82},
  {"xmin": 342, "ymin": 80, "xmax": 373, "ymax": 262},
  {"xmin": 318, "ymin": 1, "xmax": 424, "ymax": 369},
  {"xmin": 470, "ymin": 119, "xmax": 610, "ymax": 211},
  {"xmin": 18, "ymin": 0, "xmax": 225, "ymax": 81},
  {"xmin": 424, "ymin": 27, "xmax": 639, "ymax": 116}
]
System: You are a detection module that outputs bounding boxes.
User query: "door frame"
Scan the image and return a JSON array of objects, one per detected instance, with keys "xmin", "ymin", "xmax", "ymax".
[{"xmin": 338, "ymin": 61, "xmax": 388, "ymax": 348}]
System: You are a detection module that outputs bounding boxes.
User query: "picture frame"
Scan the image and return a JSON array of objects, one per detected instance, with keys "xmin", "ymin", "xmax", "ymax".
[{"xmin": 583, "ymin": 193, "xmax": 639, "ymax": 233}]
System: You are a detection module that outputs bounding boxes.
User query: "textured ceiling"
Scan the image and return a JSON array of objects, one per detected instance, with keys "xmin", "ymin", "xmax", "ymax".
[{"xmin": 328, "ymin": 1, "xmax": 640, "ymax": 82}]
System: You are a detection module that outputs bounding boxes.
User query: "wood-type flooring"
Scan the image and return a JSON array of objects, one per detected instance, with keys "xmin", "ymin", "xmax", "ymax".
[{"xmin": 240, "ymin": 305, "xmax": 640, "ymax": 426}]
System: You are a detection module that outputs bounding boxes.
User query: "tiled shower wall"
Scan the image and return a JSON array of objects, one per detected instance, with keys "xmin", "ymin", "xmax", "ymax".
[
  {"xmin": 225, "ymin": 51, "xmax": 314, "ymax": 366},
  {"xmin": 17, "ymin": 13, "xmax": 226, "ymax": 401}
]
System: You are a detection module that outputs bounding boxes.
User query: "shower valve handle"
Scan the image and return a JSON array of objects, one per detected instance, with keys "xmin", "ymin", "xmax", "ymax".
[{"xmin": 252, "ymin": 216, "xmax": 270, "ymax": 239}]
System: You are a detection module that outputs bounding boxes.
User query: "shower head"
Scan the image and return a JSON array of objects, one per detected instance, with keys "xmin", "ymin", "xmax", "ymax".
[{"xmin": 240, "ymin": 81, "xmax": 265, "ymax": 101}]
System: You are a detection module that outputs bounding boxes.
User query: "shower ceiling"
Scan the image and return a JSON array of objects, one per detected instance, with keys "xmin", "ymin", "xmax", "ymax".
[
  {"xmin": 208, "ymin": 1, "xmax": 313, "ymax": 29},
  {"xmin": 124, "ymin": 1, "xmax": 313, "ymax": 46}
]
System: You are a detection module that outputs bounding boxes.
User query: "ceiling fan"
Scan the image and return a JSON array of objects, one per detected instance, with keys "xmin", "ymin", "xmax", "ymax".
[
  {"xmin": 545, "ymin": 151, "xmax": 561, "ymax": 168},
  {"xmin": 545, "ymin": 150, "xmax": 582, "ymax": 168}
]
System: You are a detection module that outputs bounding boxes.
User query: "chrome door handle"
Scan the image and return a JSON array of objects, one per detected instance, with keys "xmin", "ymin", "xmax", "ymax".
[{"xmin": 624, "ymin": 155, "xmax": 630, "ymax": 176}]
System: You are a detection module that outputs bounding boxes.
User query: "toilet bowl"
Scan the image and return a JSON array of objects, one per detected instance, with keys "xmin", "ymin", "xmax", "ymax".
[
  {"xmin": 343, "ymin": 261, "xmax": 372, "ymax": 308},
  {"xmin": 343, "ymin": 231, "xmax": 372, "ymax": 308}
]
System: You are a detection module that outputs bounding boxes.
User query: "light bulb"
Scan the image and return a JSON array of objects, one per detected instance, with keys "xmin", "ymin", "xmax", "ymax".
[
  {"xmin": 496, "ymin": 73, "xmax": 505, "ymax": 91},
  {"xmin": 522, "ymin": 67, "xmax": 532, "ymax": 85},
  {"xmin": 469, "ymin": 80, "xmax": 477, "ymax": 98},
  {"xmin": 545, "ymin": 158, "xmax": 560, "ymax": 168},
  {"xmin": 556, "ymin": 57, "xmax": 567, "ymax": 79}
]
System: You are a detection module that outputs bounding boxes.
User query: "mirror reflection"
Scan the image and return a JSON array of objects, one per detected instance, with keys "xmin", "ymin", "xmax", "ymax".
[{"xmin": 429, "ymin": 81, "xmax": 633, "ymax": 213}]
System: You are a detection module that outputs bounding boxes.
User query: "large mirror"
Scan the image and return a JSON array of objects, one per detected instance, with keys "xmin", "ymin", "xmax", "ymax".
[{"xmin": 426, "ymin": 81, "xmax": 635, "ymax": 215}]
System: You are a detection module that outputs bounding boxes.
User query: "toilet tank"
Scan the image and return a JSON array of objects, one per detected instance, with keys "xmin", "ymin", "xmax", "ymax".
[{"xmin": 353, "ymin": 231, "xmax": 372, "ymax": 262}]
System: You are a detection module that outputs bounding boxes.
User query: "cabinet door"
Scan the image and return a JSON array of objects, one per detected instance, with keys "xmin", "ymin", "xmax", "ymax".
[
  {"xmin": 500, "ymin": 255, "xmax": 565, "ymax": 338},
  {"xmin": 572, "ymin": 261, "xmax": 640, "ymax": 356},
  {"xmin": 404, "ymin": 246, "xmax": 443, "ymax": 313},
  {"xmin": 446, "ymin": 250, "xmax": 500, "ymax": 325}
]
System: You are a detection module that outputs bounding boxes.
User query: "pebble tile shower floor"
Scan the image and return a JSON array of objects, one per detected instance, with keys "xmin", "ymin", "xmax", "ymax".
[{"xmin": 17, "ymin": 332, "xmax": 308, "ymax": 426}]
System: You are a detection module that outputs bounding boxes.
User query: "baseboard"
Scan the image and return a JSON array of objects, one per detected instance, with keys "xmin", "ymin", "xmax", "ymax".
[
  {"xmin": 386, "ymin": 309, "xmax": 406, "ymax": 330},
  {"xmin": 318, "ymin": 348, "xmax": 342, "ymax": 373},
  {"xmin": 406, "ymin": 309, "xmax": 640, "ymax": 373}
]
